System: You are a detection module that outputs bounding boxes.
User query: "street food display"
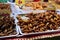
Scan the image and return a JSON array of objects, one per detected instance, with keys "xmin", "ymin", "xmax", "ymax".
[
  {"xmin": 17, "ymin": 11, "xmax": 60, "ymax": 33},
  {"xmin": 0, "ymin": 0, "xmax": 60, "ymax": 38}
]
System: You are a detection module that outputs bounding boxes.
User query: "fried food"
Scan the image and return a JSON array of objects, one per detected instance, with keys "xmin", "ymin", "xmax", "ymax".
[
  {"xmin": 17, "ymin": 11, "xmax": 60, "ymax": 33},
  {"xmin": 0, "ymin": 16, "xmax": 16, "ymax": 36},
  {"xmin": 24, "ymin": 2, "xmax": 48, "ymax": 10},
  {"xmin": 0, "ymin": 4, "xmax": 11, "ymax": 15}
]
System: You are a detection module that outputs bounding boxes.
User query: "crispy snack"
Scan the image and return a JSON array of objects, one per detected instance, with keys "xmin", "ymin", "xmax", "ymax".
[
  {"xmin": 17, "ymin": 11, "xmax": 60, "ymax": 33},
  {"xmin": 0, "ymin": 3, "xmax": 11, "ymax": 15},
  {"xmin": 0, "ymin": 16, "xmax": 16, "ymax": 36},
  {"xmin": 24, "ymin": 2, "xmax": 48, "ymax": 10}
]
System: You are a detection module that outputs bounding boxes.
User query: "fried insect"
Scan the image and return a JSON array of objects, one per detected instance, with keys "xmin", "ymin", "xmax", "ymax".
[
  {"xmin": 0, "ymin": 16, "xmax": 16, "ymax": 36},
  {"xmin": 17, "ymin": 11, "xmax": 60, "ymax": 33}
]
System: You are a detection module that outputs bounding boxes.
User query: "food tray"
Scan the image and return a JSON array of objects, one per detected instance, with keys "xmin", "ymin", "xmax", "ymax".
[
  {"xmin": 0, "ymin": 3, "xmax": 19, "ymax": 38},
  {"xmin": 16, "ymin": 11, "xmax": 60, "ymax": 36}
]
